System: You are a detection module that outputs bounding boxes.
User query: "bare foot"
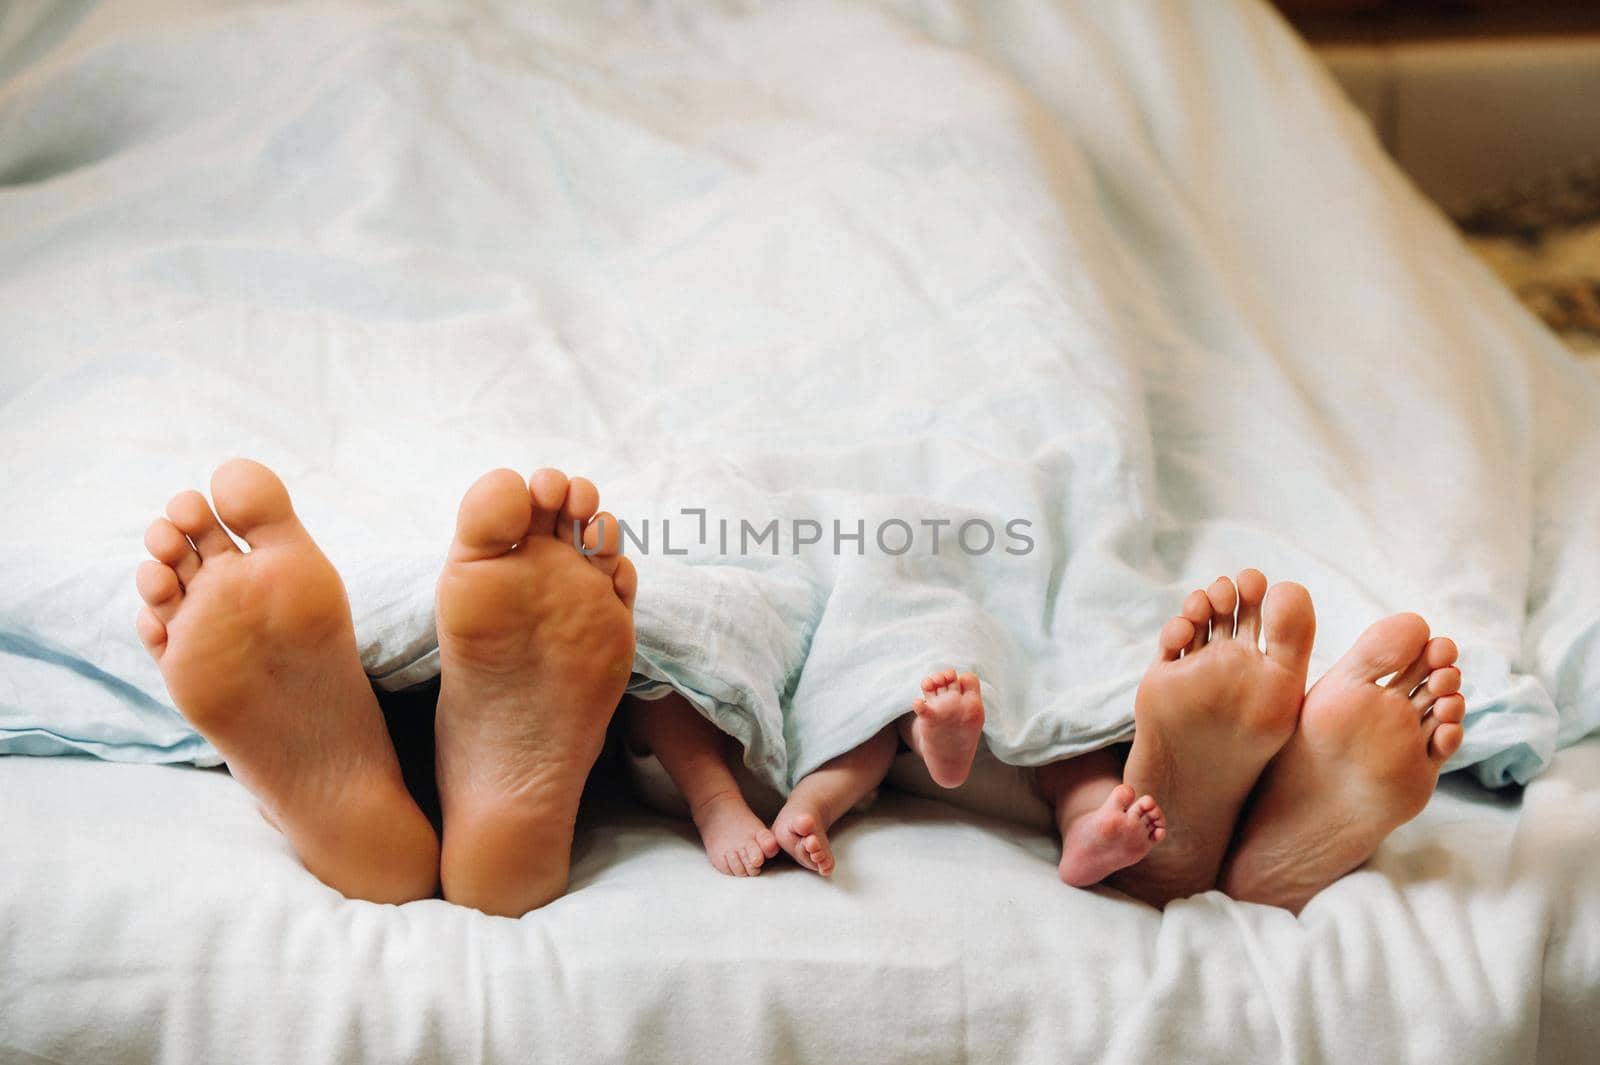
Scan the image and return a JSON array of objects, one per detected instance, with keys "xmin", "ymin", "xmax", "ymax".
[
  {"xmin": 901, "ymin": 668, "xmax": 985, "ymax": 788},
  {"xmin": 1108, "ymin": 570, "xmax": 1315, "ymax": 906},
  {"xmin": 135, "ymin": 460, "xmax": 438, "ymax": 904},
  {"xmin": 1058, "ymin": 784, "xmax": 1167, "ymax": 887},
  {"xmin": 1219, "ymin": 615, "xmax": 1466, "ymax": 913},
  {"xmin": 693, "ymin": 789, "xmax": 782, "ymax": 877},
  {"xmin": 434, "ymin": 467, "xmax": 637, "ymax": 916},
  {"xmin": 773, "ymin": 807, "xmax": 835, "ymax": 877},
  {"xmin": 626, "ymin": 691, "xmax": 781, "ymax": 877},
  {"xmin": 771, "ymin": 727, "xmax": 898, "ymax": 877}
]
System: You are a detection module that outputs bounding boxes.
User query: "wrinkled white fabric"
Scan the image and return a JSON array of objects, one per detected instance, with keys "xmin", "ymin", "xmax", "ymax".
[{"xmin": 1, "ymin": 0, "xmax": 1595, "ymax": 790}]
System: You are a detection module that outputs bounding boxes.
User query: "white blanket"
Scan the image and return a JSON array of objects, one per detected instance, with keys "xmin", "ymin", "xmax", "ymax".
[
  {"xmin": 2, "ymin": 743, "xmax": 1597, "ymax": 1063},
  {"xmin": 2, "ymin": 0, "xmax": 1597, "ymax": 789}
]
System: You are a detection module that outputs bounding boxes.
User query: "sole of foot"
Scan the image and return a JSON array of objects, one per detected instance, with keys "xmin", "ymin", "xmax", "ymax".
[
  {"xmin": 693, "ymin": 790, "xmax": 782, "ymax": 877},
  {"xmin": 772, "ymin": 806, "xmax": 835, "ymax": 877},
  {"xmin": 434, "ymin": 467, "xmax": 636, "ymax": 917},
  {"xmin": 136, "ymin": 459, "xmax": 438, "ymax": 904},
  {"xmin": 1108, "ymin": 569, "xmax": 1315, "ymax": 906},
  {"xmin": 1058, "ymin": 783, "xmax": 1167, "ymax": 888},
  {"xmin": 1218, "ymin": 614, "xmax": 1465, "ymax": 913},
  {"xmin": 905, "ymin": 668, "xmax": 986, "ymax": 788}
]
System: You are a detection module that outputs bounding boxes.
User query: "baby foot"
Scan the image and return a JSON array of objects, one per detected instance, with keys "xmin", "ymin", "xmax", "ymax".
[
  {"xmin": 772, "ymin": 806, "xmax": 835, "ymax": 877},
  {"xmin": 1112, "ymin": 571, "xmax": 1315, "ymax": 906},
  {"xmin": 1058, "ymin": 784, "xmax": 1167, "ymax": 888},
  {"xmin": 904, "ymin": 668, "xmax": 986, "ymax": 788},
  {"xmin": 135, "ymin": 460, "xmax": 438, "ymax": 904},
  {"xmin": 434, "ymin": 467, "xmax": 637, "ymax": 916},
  {"xmin": 693, "ymin": 791, "xmax": 781, "ymax": 877},
  {"xmin": 1220, "ymin": 615, "xmax": 1466, "ymax": 913}
]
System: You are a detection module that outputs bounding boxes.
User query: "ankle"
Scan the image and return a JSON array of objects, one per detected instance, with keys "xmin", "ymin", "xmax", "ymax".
[{"xmin": 688, "ymin": 785, "xmax": 750, "ymax": 827}]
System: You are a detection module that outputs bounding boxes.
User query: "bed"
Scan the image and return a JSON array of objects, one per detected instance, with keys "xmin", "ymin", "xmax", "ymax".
[
  {"xmin": 3, "ymin": 0, "xmax": 1598, "ymax": 1061},
  {"xmin": 3, "ymin": 741, "xmax": 1598, "ymax": 1063}
]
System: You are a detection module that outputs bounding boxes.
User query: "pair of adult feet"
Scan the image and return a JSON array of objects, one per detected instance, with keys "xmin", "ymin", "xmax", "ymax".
[
  {"xmin": 1099, "ymin": 570, "xmax": 1467, "ymax": 912},
  {"xmin": 135, "ymin": 460, "xmax": 636, "ymax": 915}
]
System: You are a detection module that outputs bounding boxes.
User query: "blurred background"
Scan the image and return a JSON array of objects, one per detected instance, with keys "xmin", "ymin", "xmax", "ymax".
[{"xmin": 1275, "ymin": 0, "xmax": 1600, "ymax": 353}]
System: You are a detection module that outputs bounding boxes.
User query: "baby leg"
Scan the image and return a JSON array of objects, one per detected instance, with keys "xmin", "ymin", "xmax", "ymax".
[
  {"xmin": 899, "ymin": 668, "xmax": 986, "ymax": 788},
  {"xmin": 629, "ymin": 692, "xmax": 780, "ymax": 876},
  {"xmin": 772, "ymin": 726, "xmax": 898, "ymax": 876},
  {"xmin": 1037, "ymin": 748, "xmax": 1166, "ymax": 888}
]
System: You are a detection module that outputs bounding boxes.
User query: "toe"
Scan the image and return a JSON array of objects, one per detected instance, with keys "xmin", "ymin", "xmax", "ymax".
[
  {"xmin": 166, "ymin": 490, "xmax": 237, "ymax": 560},
  {"xmin": 1425, "ymin": 636, "xmax": 1458, "ymax": 670},
  {"xmin": 912, "ymin": 697, "xmax": 929, "ymax": 716},
  {"xmin": 1108, "ymin": 783, "xmax": 1135, "ymax": 811},
  {"xmin": 1181, "ymin": 589, "xmax": 1211, "ymax": 653},
  {"xmin": 136, "ymin": 560, "xmax": 184, "ymax": 622},
  {"xmin": 581, "ymin": 512, "xmax": 623, "ymax": 576},
  {"xmin": 1235, "ymin": 568, "xmax": 1268, "ymax": 643},
  {"xmin": 527, "ymin": 468, "xmax": 569, "ymax": 537},
  {"xmin": 450, "ymin": 468, "xmax": 532, "ymax": 562},
  {"xmin": 807, "ymin": 838, "xmax": 834, "ymax": 876},
  {"xmin": 757, "ymin": 828, "xmax": 780, "ymax": 858},
  {"xmin": 1262, "ymin": 581, "xmax": 1316, "ymax": 674},
  {"xmin": 611, "ymin": 555, "xmax": 638, "ymax": 610},
  {"xmin": 1421, "ymin": 666, "xmax": 1462, "ymax": 705},
  {"xmin": 1390, "ymin": 636, "xmax": 1455, "ymax": 695},
  {"xmin": 1429, "ymin": 722, "xmax": 1464, "ymax": 763},
  {"xmin": 1429, "ymin": 693, "xmax": 1467, "ymax": 725},
  {"xmin": 1157, "ymin": 616, "xmax": 1195, "ymax": 662},
  {"xmin": 742, "ymin": 842, "xmax": 765, "ymax": 873},
  {"xmin": 1339, "ymin": 613, "xmax": 1431, "ymax": 684},
  {"xmin": 209, "ymin": 459, "xmax": 301, "ymax": 548},
  {"xmin": 956, "ymin": 671, "xmax": 981, "ymax": 695},
  {"xmin": 1205, "ymin": 576, "xmax": 1238, "ymax": 638},
  {"xmin": 135, "ymin": 607, "xmax": 167, "ymax": 656},
  {"xmin": 144, "ymin": 517, "xmax": 200, "ymax": 585},
  {"xmin": 556, "ymin": 477, "xmax": 600, "ymax": 543},
  {"xmin": 725, "ymin": 850, "xmax": 749, "ymax": 877}
]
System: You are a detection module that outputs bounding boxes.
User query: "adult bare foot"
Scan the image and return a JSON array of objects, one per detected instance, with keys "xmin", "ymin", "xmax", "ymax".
[
  {"xmin": 1058, "ymin": 784, "xmax": 1167, "ymax": 888},
  {"xmin": 1108, "ymin": 570, "xmax": 1315, "ymax": 906},
  {"xmin": 135, "ymin": 460, "xmax": 438, "ymax": 904},
  {"xmin": 900, "ymin": 668, "xmax": 985, "ymax": 788},
  {"xmin": 1219, "ymin": 615, "xmax": 1466, "ymax": 913},
  {"xmin": 434, "ymin": 467, "xmax": 636, "ymax": 917}
]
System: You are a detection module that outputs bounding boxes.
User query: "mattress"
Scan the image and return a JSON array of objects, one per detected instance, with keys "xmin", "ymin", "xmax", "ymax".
[{"xmin": 3, "ymin": 743, "xmax": 1597, "ymax": 1064}]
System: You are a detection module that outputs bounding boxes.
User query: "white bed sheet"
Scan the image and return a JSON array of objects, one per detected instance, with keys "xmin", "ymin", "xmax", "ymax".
[{"xmin": 3, "ymin": 745, "xmax": 1597, "ymax": 1065}]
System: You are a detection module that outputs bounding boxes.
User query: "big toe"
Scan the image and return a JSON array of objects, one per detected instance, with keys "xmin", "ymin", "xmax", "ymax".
[
  {"xmin": 450, "ymin": 468, "xmax": 533, "ymax": 562},
  {"xmin": 210, "ymin": 459, "xmax": 302, "ymax": 548},
  {"xmin": 1262, "ymin": 581, "xmax": 1316, "ymax": 675},
  {"xmin": 1340, "ymin": 612, "xmax": 1431, "ymax": 683}
]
